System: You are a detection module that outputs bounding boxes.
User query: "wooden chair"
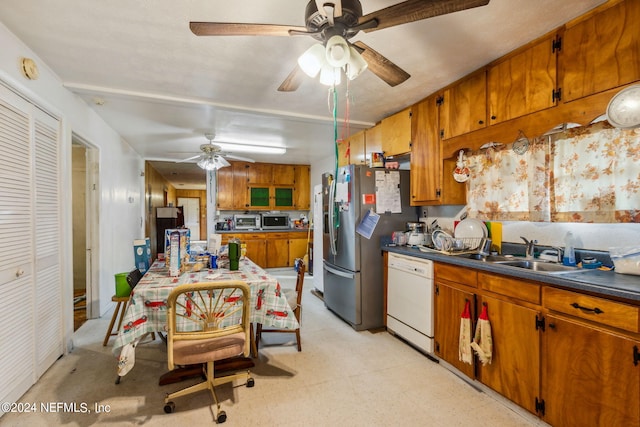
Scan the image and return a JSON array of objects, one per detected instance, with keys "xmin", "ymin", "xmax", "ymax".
[
  {"xmin": 255, "ymin": 262, "xmax": 305, "ymax": 351},
  {"xmin": 102, "ymin": 269, "xmax": 143, "ymax": 346},
  {"xmin": 163, "ymin": 280, "xmax": 254, "ymax": 423}
]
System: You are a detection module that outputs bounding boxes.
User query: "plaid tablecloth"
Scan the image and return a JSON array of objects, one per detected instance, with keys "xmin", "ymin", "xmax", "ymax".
[{"xmin": 113, "ymin": 258, "xmax": 298, "ymax": 375}]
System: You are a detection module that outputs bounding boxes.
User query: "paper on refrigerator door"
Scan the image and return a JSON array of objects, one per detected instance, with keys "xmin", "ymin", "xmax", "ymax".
[{"xmin": 374, "ymin": 170, "xmax": 402, "ymax": 213}]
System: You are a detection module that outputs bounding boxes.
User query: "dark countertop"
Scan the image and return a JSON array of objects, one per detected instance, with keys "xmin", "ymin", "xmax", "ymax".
[
  {"xmin": 215, "ymin": 228, "xmax": 311, "ymax": 233},
  {"xmin": 383, "ymin": 245, "xmax": 640, "ymax": 304}
]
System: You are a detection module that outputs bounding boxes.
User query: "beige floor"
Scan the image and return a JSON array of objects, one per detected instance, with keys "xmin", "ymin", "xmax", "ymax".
[{"xmin": 1, "ymin": 270, "xmax": 546, "ymax": 426}]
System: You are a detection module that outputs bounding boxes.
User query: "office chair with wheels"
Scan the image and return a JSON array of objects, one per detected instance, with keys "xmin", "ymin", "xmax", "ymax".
[{"xmin": 163, "ymin": 280, "xmax": 254, "ymax": 424}]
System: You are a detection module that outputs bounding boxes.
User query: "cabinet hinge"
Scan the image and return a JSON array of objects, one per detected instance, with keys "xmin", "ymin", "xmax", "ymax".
[
  {"xmin": 435, "ymin": 284, "xmax": 439, "ymax": 295},
  {"xmin": 634, "ymin": 346, "xmax": 639, "ymax": 366},
  {"xmin": 535, "ymin": 315, "xmax": 545, "ymax": 331},
  {"xmin": 439, "ymin": 129, "xmax": 444, "ymax": 139},
  {"xmin": 436, "ymin": 95, "xmax": 444, "ymax": 106},
  {"xmin": 435, "ymin": 341, "xmax": 440, "ymax": 353},
  {"xmin": 552, "ymin": 36, "xmax": 562, "ymax": 53},
  {"xmin": 535, "ymin": 397, "xmax": 546, "ymax": 415},
  {"xmin": 552, "ymin": 88, "xmax": 562, "ymax": 102},
  {"xmin": 436, "ymin": 188, "xmax": 441, "ymax": 198}
]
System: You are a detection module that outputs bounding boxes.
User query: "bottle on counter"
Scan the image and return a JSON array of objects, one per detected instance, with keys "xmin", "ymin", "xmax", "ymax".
[{"xmin": 563, "ymin": 231, "xmax": 576, "ymax": 266}]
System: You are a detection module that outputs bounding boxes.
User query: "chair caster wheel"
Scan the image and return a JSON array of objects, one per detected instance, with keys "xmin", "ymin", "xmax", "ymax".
[
  {"xmin": 217, "ymin": 411, "xmax": 227, "ymax": 423},
  {"xmin": 247, "ymin": 377, "xmax": 255, "ymax": 388},
  {"xmin": 164, "ymin": 401, "xmax": 175, "ymax": 413}
]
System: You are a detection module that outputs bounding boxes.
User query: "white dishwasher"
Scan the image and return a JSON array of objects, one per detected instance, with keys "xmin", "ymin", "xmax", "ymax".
[{"xmin": 386, "ymin": 252, "xmax": 434, "ymax": 355}]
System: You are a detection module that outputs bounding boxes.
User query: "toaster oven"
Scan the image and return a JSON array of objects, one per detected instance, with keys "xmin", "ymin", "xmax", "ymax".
[
  {"xmin": 261, "ymin": 213, "xmax": 290, "ymax": 230},
  {"xmin": 233, "ymin": 214, "xmax": 261, "ymax": 230}
]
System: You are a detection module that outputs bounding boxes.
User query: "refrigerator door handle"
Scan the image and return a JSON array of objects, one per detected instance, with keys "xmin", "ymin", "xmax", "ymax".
[
  {"xmin": 328, "ymin": 179, "xmax": 337, "ymax": 255},
  {"xmin": 324, "ymin": 263, "xmax": 355, "ymax": 279}
]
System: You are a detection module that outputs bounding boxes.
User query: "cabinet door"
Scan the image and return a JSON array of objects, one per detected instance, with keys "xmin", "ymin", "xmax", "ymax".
[
  {"xmin": 288, "ymin": 234, "xmax": 309, "ymax": 267},
  {"xmin": 246, "ymin": 163, "xmax": 272, "ymax": 184},
  {"xmin": 243, "ymin": 236, "xmax": 267, "ymax": 268},
  {"xmin": 440, "ymin": 71, "xmax": 487, "ymax": 139},
  {"xmin": 542, "ymin": 314, "xmax": 640, "ymax": 427},
  {"xmin": 434, "ymin": 282, "xmax": 476, "ymax": 379},
  {"xmin": 365, "ymin": 125, "xmax": 382, "ymax": 164},
  {"xmin": 232, "ymin": 162, "xmax": 250, "ymax": 209},
  {"xmin": 293, "ymin": 165, "xmax": 310, "ymax": 210},
  {"xmin": 562, "ymin": 0, "xmax": 640, "ymax": 103},
  {"xmin": 349, "ymin": 130, "xmax": 366, "ymax": 165},
  {"xmin": 488, "ymin": 35, "xmax": 557, "ymax": 124},
  {"xmin": 266, "ymin": 233, "xmax": 289, "ymax": 268},
  {"xmin": 272, "ymin": 164, "xmax": 295, "ymax": 185},
  {"xmin": 216, "ymin": 165, "xmax": 234, "ymax": 209},
  {"xmin": 477, "ymin": 295, "xmax": 540, "ymax": 415},
  {"xmin": 337, "ymin": 139, "xmax": 350, "ymax": 167},
  {"xmin": 381, "ymin": 107, "xmax": 412, "ymax": 156},
  {"xmin": 410, "ymin": 96, "xmax": 441, "ymax": 204}
]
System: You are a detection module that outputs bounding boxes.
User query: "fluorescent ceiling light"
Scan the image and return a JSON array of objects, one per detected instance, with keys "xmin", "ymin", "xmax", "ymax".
[{"xmin": 215, "ymin": 143, "xmax": 286, "ymax": 155}]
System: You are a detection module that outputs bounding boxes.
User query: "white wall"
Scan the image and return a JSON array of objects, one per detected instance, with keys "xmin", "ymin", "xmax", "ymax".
[{"xmin": 0, "ymin": 23, "xmax": 145, "ymax": 346}]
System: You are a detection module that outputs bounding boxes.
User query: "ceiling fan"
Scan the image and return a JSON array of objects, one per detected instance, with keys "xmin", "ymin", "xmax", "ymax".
[
  {"xmin": 177, "ymin": 133, "xmax": 256, "ymax": 170},
  {"xmin": 190, "ymin": 0, "xmax": 490, "ymax": 91}
]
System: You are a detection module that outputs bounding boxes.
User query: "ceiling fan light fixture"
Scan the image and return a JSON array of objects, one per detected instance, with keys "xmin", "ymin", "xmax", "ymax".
[
  {"xmin": 325, "ymin": 35, "xmax": 350, "ymax": 67},
  {"xmin": 346, "ymin": 46, "xmax": 367, "ymax": 80},
  {"xmin": 298, "ymin": 43, "xmax": 326, "ymax": 78},
  {"xmin": 197, "ymin": 155, "xmax": 229, "ymax": 170},
  {"xmin": 320, "ymin": 63, "xmax": 341, "ymax": 86}
]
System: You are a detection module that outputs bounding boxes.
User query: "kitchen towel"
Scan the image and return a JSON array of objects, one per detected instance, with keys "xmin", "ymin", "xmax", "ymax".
[
  {"xmin": 471, "ymin": 303, "xmax": 493, "ymax": 365},
  {"xmin": 459, "ymin": 300, "xmax": 473, "ymax": 364}
]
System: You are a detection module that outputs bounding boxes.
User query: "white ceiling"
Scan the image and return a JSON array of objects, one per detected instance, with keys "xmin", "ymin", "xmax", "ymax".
[{"xmin": 0, "ymin": 0, "xmax": 605, "ymax": 189}]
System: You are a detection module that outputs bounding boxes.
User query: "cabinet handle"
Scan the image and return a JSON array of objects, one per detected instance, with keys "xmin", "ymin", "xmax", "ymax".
[
  {"xmin": 478, "ymin": 120, "xmax": 484, "ymax": 125},
  {"xmin": 490, "ymin": 115, "xmax": 497, "ymax": 120},
  {"xmin": 570, "ymin": 302, "xmax": 603, "ymax": 314},
  {"xmin": 548, "ymin": 322, "xmax": 556, "ymax": 329},
  {"xmin": 15, "ymin": 269, "xmax": 25, "ymax": 278}
]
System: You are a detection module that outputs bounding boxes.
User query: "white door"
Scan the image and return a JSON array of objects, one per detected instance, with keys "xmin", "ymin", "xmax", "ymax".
[{"xmin": 178, "ymin": 197, "xmax": 200, "ymax": 240}]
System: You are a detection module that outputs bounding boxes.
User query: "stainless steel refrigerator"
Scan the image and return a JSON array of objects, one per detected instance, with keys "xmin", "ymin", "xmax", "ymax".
[{"xmin": 322, "ymin": 165, "xmax": 417, "ymax": 330}]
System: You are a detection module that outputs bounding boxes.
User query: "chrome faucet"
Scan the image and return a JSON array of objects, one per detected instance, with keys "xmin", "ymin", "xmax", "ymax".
[{"xmin": 520, "ymin": 236, "xmax": 537, "ymax": 259}]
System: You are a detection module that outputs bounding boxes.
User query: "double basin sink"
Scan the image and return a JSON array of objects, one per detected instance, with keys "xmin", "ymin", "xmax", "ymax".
[{"xmin": 462, "ymin": 254, "xmax": 588, "ymax": 275}]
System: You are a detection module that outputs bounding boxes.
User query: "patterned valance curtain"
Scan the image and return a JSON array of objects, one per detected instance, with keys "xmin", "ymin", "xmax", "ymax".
[{"xmin": 466, "ymin": 121, "xmax": 640, "ymax": 223}]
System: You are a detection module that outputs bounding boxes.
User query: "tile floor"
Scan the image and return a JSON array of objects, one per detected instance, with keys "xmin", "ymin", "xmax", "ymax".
[{"xmin": 0, "ymin": 269, "xmax": 547, "ymax": 426}]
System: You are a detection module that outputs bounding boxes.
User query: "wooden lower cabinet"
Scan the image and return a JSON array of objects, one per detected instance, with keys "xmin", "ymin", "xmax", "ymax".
[
  {"xmin": 222, "ymin": 232, "xmax": 311, "ymax": 269},
  {"xmin": 476, "ymin": 294, "xmax": 540, "ymax": 415},
  {"xmin": 542, "ymin": 314, "xmax": 640, "ymax": 427}
]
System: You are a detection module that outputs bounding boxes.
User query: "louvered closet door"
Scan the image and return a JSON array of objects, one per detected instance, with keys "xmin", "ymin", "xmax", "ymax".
[
  {"xmin": 0, "ymin": 85, "xmax": 36, "ymax": 407},
  {"xmin": 33, "ymin": 109, "xmax": 62, "ymax": 377}
]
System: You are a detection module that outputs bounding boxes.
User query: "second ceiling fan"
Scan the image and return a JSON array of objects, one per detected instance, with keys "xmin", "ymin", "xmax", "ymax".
[{"xmin": 190, "ymin": 0, "xmax": 490, "ymax": 91}]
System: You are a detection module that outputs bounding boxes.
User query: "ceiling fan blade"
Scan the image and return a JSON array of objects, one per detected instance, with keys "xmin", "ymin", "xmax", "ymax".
[
  {"xmin": 352, "ymin": 41, "xmax": 410, "ymax": 87},
  {"xmin": 278, "ymin": 65, "xmax": 305, "ymax": 92},
  {"xmin": 175, "ymin": 154, "xmax": 202, "ymax": 163},
  {"xmin": 190, "ymin": 22, "xmax": 309, "ymax": 37},
  {"xmin": 216, "ymin": 156, "xmax": 231, "ymax": 168},
  {"xmin": 225, "ymin": 153, "xmax": 256, "ymax": 163},
  {"xmin": 359, "ymin": 0, "xmax": 490, "ymax": 33}
]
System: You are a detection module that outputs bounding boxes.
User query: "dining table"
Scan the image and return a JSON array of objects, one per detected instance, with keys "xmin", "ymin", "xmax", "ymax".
[{"xmin": 112, "ymin": 256, "xmax": 299, "ymax": 378}]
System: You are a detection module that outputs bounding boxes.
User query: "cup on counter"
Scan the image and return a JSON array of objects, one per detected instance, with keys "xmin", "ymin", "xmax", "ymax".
[{"xmin": 210, "ymin": 254, "xmax": 218, "ymax": 269}]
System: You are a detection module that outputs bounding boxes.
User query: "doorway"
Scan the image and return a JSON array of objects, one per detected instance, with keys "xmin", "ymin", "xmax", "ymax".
[
  {"xmin": 71, "ymin": 135, "xmax": 99, "ymax": 329},
  {"xmin": 178, "ymin": 197, "xmax": 201, "ymax": 240}
]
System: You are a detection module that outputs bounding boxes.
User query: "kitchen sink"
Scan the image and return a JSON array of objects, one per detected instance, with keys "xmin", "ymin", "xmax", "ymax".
[{"xmin": 492, "ymin": 259, "xmax": 584, "ymax": 274}]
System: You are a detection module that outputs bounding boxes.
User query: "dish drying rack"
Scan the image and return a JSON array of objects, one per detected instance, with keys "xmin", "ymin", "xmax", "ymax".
[{"xmin": 432, "ymin": 236, "xmax": 485, "ymax": 255}]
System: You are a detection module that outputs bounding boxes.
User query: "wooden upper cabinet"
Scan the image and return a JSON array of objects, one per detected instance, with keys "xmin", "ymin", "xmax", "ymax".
[
  {"xmin": 246, "ymin": 163, "xmax": 272, "ymax": 184},
  {"xmin": 337, "ymin": 139, "xmax": 350, "ymax": 167},
  {"xmin": 440, "ymin": 70, "xmax": 487, "ymax": 139},
  {"xmin": 293, "ymin": 165, "xmax": 310, "ymax": 210},
  {"xmin": 232, "ymin": 161, "xmax": 250, "ymax": 209},
  {"xmin": 561, "ymin": 0, "xmax": 640, "ymax": 103},
  {"xmin": 410, "ymin": 95, "xmax": 441, "ymax": 205},
  {"xmin": 348, "ymin": 130, "xmax": 366, "ymax": 165},
  {"xmin": 216, "ymin": 165, "xmax": 235, "ymax": 209},
  {"xmin": 488, "ymin": 35, "xmax": 558, "ymax": 125},
  {"xmin": 365, "ymin": 125, "xmax": 382, "ymax": 163},
  {"xmin": 381, "ymin": 107, "xmax": 412, "ymax": 156},
  {"xmin": 272, "ymin": 164, "xmax": 295, "ymax": 185}
]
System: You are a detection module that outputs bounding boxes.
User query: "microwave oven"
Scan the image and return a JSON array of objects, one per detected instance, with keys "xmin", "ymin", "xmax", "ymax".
[
  {"xmin": 261, "ymin": 213, "xmax": 290, "ymax": 230},
  {"xmin": 233, "ymin": 214, "xmax": 261, "ymax": 230}
]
